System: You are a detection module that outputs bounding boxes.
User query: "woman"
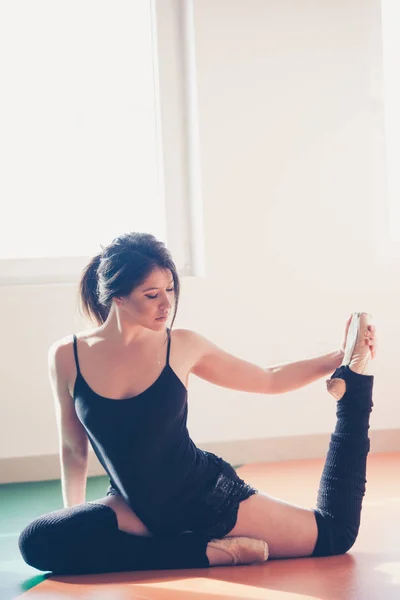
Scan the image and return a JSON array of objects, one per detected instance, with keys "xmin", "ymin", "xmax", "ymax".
[{"xmin": 19, "ymin": 232, "xmax": 377, "ymax": 574}]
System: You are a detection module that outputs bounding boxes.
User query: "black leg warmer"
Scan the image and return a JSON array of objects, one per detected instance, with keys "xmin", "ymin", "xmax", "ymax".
[
  {"xmin": 312, "ymin": 365, "xmax": 374, "ymax": 557},
  {"xmin": 18, "ymin": 502, "xmax": 210, "ymax": 574}
]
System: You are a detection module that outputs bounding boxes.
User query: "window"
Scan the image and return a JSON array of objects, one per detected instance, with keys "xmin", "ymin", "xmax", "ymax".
[{"xmin": 0, "ymin": 0, "xmax": 200, "ymax": 283}]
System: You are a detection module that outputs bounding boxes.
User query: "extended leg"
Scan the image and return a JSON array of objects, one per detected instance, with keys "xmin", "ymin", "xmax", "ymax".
[
  {"xmin": 312, "ymin": 364, "xmax": 373, "ymax": 556},
  {"xmin": 224, "ymin": 313, "xmax": 375, "ymax": 558}
]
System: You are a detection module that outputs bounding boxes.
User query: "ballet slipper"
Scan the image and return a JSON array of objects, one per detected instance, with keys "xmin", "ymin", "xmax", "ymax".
[{"xmin": 207, "ymin": 536, "xmax": 269, "ymax": 566}]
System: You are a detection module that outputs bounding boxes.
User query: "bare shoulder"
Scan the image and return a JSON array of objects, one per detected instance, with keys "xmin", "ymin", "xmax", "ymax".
[
  {"xmin": 170, "ymin": 328, "xmax": 214, "ymax": 366},
  {"xmin": 171, "ymin": 328, "xmax": 216, "ymax": 346},
  {"xmin": 46, "ymin": 337, "xmax": 76, "ymax": 412},
  {"xmin": 48, "ymin": 329, "xmax": 96, "ymax": 379},
  {"xmin": 48, "ymin": 335, "xmax": 74, "ymax": 375}
]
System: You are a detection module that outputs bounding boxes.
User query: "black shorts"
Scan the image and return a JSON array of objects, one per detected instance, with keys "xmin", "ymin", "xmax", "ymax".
[
  {"xmin": 106, "ymin": 452, "xmax": 258, "ymax": 539},
  {"xmin": 182, "ymin": 452, "xmax": 258, "ymax": 538}
]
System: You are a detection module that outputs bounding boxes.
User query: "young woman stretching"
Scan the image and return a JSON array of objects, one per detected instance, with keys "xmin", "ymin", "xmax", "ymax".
[{"xmin": 19, "ymin": 232, "xmax": 377, "ymax": 574}]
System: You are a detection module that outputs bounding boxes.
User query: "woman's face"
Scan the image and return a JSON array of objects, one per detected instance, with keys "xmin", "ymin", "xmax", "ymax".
[{"xmin": 118, "ymin": 267, "xmax": 175, "ymax": 330}]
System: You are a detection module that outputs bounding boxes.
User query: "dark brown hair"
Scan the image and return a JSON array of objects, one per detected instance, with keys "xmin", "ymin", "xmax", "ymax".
[{"xmin": 78, "ymin": 232, "xmax": 180, "ymax": 327}]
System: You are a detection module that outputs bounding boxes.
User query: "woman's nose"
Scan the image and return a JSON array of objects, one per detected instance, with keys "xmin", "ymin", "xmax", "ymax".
[{"xmin": 159, "ymin": 298, "xmax": 171, "ymax": 311}]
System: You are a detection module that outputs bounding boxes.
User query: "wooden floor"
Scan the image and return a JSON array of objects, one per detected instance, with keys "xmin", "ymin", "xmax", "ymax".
[{"xmin": 19, "ymin": 452, "xmax": 400, "ymax": 600}]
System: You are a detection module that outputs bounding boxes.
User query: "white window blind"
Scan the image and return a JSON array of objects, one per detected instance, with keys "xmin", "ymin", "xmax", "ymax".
[{"xmin": 0, "ymin": 0, "xmax": 172, "ymax": 278}]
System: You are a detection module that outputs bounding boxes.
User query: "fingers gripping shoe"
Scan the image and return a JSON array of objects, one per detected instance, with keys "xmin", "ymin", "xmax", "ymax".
[
  {"xmin": 327, "ymin": 312, "xmax": 373, "ymax": 401},
  {"xmin": 208, "ymin": 536, "xmax": 269, "ymax": 566}
]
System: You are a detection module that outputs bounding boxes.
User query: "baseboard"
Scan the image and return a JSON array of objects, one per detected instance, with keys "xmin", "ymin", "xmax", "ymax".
[{"xmin": 1, "ymin": 429, "xmax": 399, "ymax": 484}]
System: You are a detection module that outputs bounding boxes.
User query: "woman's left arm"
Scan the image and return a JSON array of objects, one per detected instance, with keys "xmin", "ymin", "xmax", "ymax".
[
  {"xmin": 188, "ymin": 317, "xmax": 376, "ymax": 394},
  {"xmin": 189, "ymin": 330, "xmax": 344, "ymax": 395}
]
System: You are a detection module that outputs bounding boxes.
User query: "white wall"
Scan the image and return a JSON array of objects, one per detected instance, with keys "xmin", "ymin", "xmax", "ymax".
[{"xmin": 0, "ymin": 0, "xmax": 397, "ymax": 463}]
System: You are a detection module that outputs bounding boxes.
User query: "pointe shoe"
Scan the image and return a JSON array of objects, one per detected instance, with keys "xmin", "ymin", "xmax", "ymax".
[
  {"xmin": 208, "ymin": 536, "xmax": 269, "ymax": 566},
  {"xmin": 341, "ymin": 312, "xmax": 373, "ymax": 375},
  {"xmin": 327, "ymin": 312, "xmax": 373, "ymax": 400}
]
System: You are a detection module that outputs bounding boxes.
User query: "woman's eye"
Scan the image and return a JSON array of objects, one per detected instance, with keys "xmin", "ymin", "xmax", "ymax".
[{"xmin": 146, "ymin": 289, "xmax": 174, "ymax": 300}]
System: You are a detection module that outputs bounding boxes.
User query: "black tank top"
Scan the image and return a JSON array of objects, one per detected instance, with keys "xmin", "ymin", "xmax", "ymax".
[{"xmin": 72, "ymin": 329, "xmax": 217, "ymax": 534}]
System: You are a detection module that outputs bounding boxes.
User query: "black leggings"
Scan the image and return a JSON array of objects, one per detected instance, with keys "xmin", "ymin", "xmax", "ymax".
[{"xmin": 18, "ymin": 365, "xmax": 373, "ymax": 574}]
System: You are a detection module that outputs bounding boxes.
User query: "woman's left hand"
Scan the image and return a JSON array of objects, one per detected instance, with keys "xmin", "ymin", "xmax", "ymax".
[{"xmin": 340, "ymin": 315, "xmax": 377, "ymax": 360}]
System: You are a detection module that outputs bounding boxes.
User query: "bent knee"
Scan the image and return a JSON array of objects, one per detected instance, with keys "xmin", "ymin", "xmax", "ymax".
[
  {"xmin": 18, "ymin": 502, "xmax": 119, "ymax": 574},
  {"xmin": 312, "ymin": 510, "xmax": 359, "ymax": 557},
  {"xmin": 326, "ymin": 528, "xmax": 358, "ymax": 556}
]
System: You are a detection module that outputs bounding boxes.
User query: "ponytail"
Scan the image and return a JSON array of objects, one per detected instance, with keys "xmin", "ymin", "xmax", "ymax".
[{"xmin": 78, "ymin": 254, "xmax": 110, "ymax": 326}]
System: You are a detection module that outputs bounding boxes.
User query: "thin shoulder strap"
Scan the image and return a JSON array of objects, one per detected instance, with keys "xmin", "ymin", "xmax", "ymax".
[
  {"xmin": 166, "ymin": 328, "xmax": 171, "ymax": 366},
  {"xmin": 72, "ymin": 334, "xmax": 81, "ymax": 376}
]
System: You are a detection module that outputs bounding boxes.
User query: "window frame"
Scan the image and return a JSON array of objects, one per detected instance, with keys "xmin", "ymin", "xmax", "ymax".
[{"xmin": 372, "ymin": 0, "xmax": 400, "ymax": 264}]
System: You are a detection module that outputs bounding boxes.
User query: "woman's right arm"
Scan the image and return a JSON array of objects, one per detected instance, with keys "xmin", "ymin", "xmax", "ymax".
[{"xmin": 48, "ymin": 340, "xmax": 89, "ymax": 508}]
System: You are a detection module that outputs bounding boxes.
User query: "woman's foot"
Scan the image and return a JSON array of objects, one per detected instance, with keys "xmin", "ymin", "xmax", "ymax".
[
  {"xmin": 341, "ymin": 312, "xmax": 374, "ymax": 375},
  {"xmin": 327, "ymin": 312, "xmax": 375, "ymax": 400},
  {"xmin": 207, "ymin": 536, "xmax": 269, "ymax": 566}
]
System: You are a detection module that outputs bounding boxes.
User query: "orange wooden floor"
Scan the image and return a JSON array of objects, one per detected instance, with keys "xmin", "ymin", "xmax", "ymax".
[{"xmin": 19, "ymin": 452, "xmax": 400, "ymax": 600}]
